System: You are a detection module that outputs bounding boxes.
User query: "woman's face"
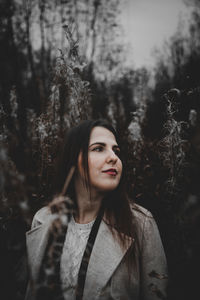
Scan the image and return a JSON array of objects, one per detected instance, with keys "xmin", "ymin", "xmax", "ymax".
[{"xmin": 78, "ymin": 126, "xmax": 122, "ymax": 193}]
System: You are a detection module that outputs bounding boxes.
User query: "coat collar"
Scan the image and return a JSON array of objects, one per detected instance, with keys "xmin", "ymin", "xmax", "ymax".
[{"xmin": 26, "ymin": 213, "xmax": 134, "ymax": 298}]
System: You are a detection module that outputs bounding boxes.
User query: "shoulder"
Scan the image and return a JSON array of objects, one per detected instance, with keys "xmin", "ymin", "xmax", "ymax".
[
  {"xmin": 130, "ymin": 203, "xmax": 167, "ymax": 255},
  {"xmin": 31, "ymin": 206, "xmax": 51, "ymax": 229},
  {"xmin": 129, "ymin": 202, "xmax": 158, "ymax": 242},
  {"xmin": 130, "ymin": 202, "xmax": 153, "ymax": 223}
]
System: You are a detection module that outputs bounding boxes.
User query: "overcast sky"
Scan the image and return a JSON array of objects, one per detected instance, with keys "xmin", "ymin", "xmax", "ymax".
[{"xmin": 120, "ymin": 0, "xmax": 192, "ymax": 68}]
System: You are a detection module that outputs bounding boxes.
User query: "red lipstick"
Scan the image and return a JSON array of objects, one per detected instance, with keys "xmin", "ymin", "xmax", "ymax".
[{"xmin": 102, "ymin": 168, "xmax": 118, "ymax": 176}]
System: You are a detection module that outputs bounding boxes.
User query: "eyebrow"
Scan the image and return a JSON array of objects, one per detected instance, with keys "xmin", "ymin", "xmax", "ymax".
[{"xmin": 89, "ymin": 142, "xmax": 120, "ymax": 148}]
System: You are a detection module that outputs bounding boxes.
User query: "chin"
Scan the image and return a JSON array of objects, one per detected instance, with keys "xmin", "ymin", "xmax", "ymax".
[{"xmin": 98, "ymin": 184, "xmax": 119, "ymax": 192}]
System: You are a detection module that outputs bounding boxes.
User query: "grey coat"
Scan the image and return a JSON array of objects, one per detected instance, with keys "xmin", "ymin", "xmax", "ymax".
[{"xmin": 25, "ymin": 204, "xmax": 168, "ymax": 300}]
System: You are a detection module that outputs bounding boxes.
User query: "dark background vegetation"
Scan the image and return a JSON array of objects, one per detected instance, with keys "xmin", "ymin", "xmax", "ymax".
[{"xmin": 0, "ymin": 0, "xmax": 200, "ymax": 299}]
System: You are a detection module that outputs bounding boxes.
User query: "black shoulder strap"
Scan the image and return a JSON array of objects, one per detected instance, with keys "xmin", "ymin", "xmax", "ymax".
[{"xmin": 76, "ymin": 205, "xmax": 104, "ymax": 300}]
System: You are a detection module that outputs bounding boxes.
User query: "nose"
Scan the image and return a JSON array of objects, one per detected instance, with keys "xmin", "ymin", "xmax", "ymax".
[{"xmin": 106, "ymin": 149, "xmax": 118, "ymax": 164}]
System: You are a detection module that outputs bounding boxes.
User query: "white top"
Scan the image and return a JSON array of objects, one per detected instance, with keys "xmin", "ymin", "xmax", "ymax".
[{"xmin": 60, "ymin": 216, "xmax": 95, "ymax": 300}]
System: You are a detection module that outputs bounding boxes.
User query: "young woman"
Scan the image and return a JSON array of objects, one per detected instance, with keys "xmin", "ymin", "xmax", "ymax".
[{"xmin": 25, "ymin": 119, "xmax": 168, "ymax": 300}]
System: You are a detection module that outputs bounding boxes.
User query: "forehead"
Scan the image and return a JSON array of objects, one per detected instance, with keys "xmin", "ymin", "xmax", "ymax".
[{"xmin": 89, "ymin": 126, "xmax": 117, "ymax": 144}]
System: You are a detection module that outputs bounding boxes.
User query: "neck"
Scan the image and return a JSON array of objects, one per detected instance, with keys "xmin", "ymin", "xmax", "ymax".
[{"xmin": 74, "ymin": 178, "xmax": 104, "ymax": 224}]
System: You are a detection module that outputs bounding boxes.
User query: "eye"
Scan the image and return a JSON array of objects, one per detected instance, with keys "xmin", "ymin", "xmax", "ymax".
[
  {"xmin": 92, "ymin": 146, "xmax": 104, "ymax": 152},
  {"xmin": 113, "ymin": 148, "xmax": 121, "ymax": 156}
]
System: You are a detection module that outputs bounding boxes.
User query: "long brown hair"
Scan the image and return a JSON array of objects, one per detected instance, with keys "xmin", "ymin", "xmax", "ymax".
[{"xmin": 53, "ymin": 119, "xmax": 137, "ymax": 250}]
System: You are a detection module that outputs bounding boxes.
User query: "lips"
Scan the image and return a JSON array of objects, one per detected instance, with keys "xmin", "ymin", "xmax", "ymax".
[{"xmin": 102, "ymin": 168, "xmax": 118, "ymax": 176}]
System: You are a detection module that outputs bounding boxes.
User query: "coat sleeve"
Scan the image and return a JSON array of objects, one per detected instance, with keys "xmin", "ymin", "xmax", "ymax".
[
  {"xmin": 25, "ymin": 206, "xmax": 50, "ymax": 300},
  {"xmin": 140, "ymin": 211, "xmax": 168, "ymax": 300}
]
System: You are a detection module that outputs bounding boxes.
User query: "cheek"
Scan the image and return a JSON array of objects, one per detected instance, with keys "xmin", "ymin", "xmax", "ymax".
[
  {"xmin": 88, "ymin": 152, "xmax": 102, "ymax": 168},
  {"xmin": 117, "ymin": 161, "xmax": 123, "ymax": 182},
  {"xmin": 118, "ymin": 160, "xmax": 123, "ymax": 174},
  {"xmin": 88, "ymin": 156, "xmax": 100, "ymax": 174}
]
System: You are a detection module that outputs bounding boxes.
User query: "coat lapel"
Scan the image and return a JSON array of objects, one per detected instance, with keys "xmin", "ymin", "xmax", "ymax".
[{"xmin": 83, "ymin": 220, "xmax": 134, "ymax": 300}]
